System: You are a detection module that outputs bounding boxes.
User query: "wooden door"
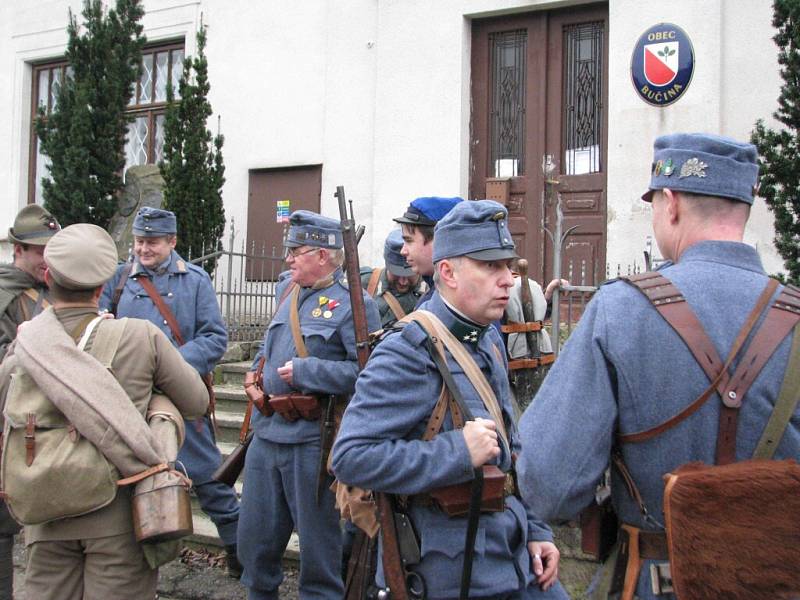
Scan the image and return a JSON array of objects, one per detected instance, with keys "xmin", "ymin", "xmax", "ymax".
[
  {"xmin": 470, "ymin": 4, "xmax": 608, "ymax": 285},
  {"xmin": 247, "ymin": 165, "xmax": 322, "ymax": 279}
]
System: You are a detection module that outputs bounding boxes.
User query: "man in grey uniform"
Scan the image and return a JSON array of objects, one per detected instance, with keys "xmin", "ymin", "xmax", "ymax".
[
  {"xmin": 333, "ymin": 200, "xmax": 567, "ymax": 599},
  {"xmin": 517, "ymin": 133, "xmax": 799, "ymax": 599},
  {"xmin": 361, "ymin": 229, "xmax": 426, "ymax": 327}
]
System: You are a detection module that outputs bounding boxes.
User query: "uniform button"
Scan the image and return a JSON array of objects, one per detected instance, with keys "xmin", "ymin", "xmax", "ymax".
[
  {"xmin": 728, "ymin": 391, "xmax": 737, "ymax": 400},
  {"xmin": 167, "ymin": 292, "xmax": 173, "ymax": 298},
  {"xmin": 503, "ymin": 238, "xmax": 509, "ymax": 243},
  {"xmin": 163, "ymin": 319, "xmax": 169, "ymax": 325}
]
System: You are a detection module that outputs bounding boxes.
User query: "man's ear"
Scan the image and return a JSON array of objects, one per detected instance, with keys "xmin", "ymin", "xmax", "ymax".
[
  {"xmin": 437, "ymin": 259, "xmax": 457, "ymax": 290},
  {"xmin": 663, "ymin": 188, "xmax": 682, "ymax": 225},
  {"xmin": 43, "ymin": 268, "xmax": 53, "ymax": 287}
]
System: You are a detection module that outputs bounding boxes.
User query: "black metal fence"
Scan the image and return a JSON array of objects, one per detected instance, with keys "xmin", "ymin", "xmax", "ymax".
[{"xmin": 190, "ymin": 223, "xmax": 286, "ymax": 342}]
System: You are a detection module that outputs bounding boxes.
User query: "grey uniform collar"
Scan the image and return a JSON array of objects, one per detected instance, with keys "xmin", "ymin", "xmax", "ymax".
[{"xmin": 676, "ymin": 241, "xmax": 765, "ymax": 275}]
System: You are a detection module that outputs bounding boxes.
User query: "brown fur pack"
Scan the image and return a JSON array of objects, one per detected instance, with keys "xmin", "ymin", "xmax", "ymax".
[{"xmin": 663, "ymin": 459, "xmax": 800, "ymax": 600}]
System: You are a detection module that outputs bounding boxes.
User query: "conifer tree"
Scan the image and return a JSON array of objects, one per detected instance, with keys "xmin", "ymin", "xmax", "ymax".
[
  {"xmin": 751, "ymin": 0, "xmax": 800, "ymax": 284},
  {"xmin": 160, "ymin": 25, "xmax": 226, "ymax": 275},
  {"xmin": 36, "ymin": 0, "xmax": 145, "ymax": 228}
]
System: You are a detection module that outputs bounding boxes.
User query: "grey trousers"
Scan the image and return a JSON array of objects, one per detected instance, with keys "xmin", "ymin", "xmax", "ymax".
[{"xmin": 25, "ymin": 531, "xmax": 157, "ymax": 600}]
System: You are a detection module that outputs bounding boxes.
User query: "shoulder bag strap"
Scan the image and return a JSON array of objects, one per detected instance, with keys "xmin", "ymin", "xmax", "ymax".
[
  {"xmin": 714, "ymin": 283, "xmax": 800, "ymax": 463},
  {"xmin": 618, "ymin": 275, "xmax": 778, "ymax": 446},
  {"xmin": 383, "ymin": 291, "xmax": 406, "ymax": 321},
  {"xmin": 366, "ymin": 267, "xmax": 383, "ymax": 297},
  {"xmin": 753, "ymin": 322, "xmax": 800, "ymax": 459},
  {"xmin": 111, "ymin": 263, "xmax": 134, "ymax": 317},
  {"xmin": 137, "ymin": 275, "xmax": 185, "ymax": 346},
  {"xmin": 288, "ymin": 284, "xmax": 309, "ymax": 358},
  {"xmin": 404, "ymin": 310, "xmax": 508, "ymax": 447}
]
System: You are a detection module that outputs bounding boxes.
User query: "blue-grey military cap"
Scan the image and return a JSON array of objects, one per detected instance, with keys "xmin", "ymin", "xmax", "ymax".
[
  {"xmin": 383, "ymin": 229, "xmax": 414, "ymax": 277},
  {"xmin": 284, "ymin": 210, "xmax": 343, "ymax": 249},
  {"xmin": 642, "ymin": 132, "xmax": 759, "ymax": 205},
  {"xmin": 432, "ymin": 199, "xmax": 518, "ymax": 262},
  {"xmin": 132, "ymin": 207, "xmax": 177, "ymax": 237},
  {"xmin": 393, "ymin": 197, "xmax": 463, "ymax": 227}
]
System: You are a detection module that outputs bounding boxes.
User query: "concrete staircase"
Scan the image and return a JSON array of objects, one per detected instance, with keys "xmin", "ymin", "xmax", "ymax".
[{"xmin": 187, "ymin": 360, "xmax": 300, "ymax": 560}]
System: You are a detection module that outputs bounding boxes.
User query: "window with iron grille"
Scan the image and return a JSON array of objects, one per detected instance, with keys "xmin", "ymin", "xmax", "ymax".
[
  {"xmin": 562, "ymin": 22, "xmax": 604, "ymax": 176},
  {"xmin": 28, "ymin": 41, "xmax": 184, "ymax": 204},
  {"xmin": 489, "ymin": 29, "xmax": 527, "ymax": 178}
]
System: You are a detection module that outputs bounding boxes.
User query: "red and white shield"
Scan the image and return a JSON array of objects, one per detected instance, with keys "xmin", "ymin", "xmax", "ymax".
[{"xmin": 644, "ymin": 41, "xmax": 679, "ymax": 86}]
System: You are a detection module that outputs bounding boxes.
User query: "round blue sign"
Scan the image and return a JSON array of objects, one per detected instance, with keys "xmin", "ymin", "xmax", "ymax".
[{"xmin": 631, "ymin": 23, "xmax": 694, "ymax": 106}]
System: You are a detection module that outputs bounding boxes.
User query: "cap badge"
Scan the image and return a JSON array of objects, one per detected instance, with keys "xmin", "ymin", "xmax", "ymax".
[
  {"xmin": 491, "ymin": 212, "xmax": 505, "ymax": 221},
  {"xmin": 663, "ymin": 158, "xmax": 675, "ymax": 176},
  {"xmin": 653, "ymin": 160, "xmax": 663, "ymax": 176},
  {"xmin": 679, "ymin": 157, "xmax": 707, "ymax": 179}
]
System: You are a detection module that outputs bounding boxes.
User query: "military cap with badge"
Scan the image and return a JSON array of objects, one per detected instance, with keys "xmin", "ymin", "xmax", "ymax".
[
  {"xmin": 7, "ymin": 205, "xmax": 61, "ymax": 246},
  {"xmin": 132, "ymin": 207, "xmax": 178, "ymax": 237},
  {"xmin": 284, "ymin": 210, "xmax": 343, "ymax": 250},
  {"xmin": 433, "ymin": 199, "xmax": 518, "ymax": 262},
  {"xmin": 642, "ymin": 132, "xmax": 759, "ymax": 204}
]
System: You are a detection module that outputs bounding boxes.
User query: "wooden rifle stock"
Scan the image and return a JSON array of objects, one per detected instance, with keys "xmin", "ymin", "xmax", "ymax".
[
  {"xmin": 336, "ymin": 185, "xmax": 409, "ymax": 600},
  {"xmin": 516, "ymin": 259, "xmax": 542, "ymax": 363},
  {"xmin": 213, "ymin": 357, "xmax": 264, "ymax": 486}
]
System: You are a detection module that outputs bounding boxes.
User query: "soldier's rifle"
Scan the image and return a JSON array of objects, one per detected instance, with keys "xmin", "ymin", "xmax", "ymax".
[
  {"xmin": 505, "ymin": 259, "xmax": 553, "ymax": 413},
  {"xmin": 336, "ymin": 186, "xmax": 412, "ymax": 600}
]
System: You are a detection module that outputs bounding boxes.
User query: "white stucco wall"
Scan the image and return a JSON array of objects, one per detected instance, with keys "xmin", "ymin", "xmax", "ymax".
[
  {"xmin": 606, "ymin": 0, "xmax": 783, "ymax": 274},
  {"xmin": 0, "ymin": 0, "xmax": 787, "ymax": 276}
]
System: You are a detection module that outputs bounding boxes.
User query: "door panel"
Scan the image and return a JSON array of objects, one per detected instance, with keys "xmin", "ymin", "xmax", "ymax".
[
  {"xmin": 471, "ymin": 4, "xmax": 608, "ymax": 285},
  {"xmin": 247, "ymin": 165, "xmax": 322, "ymax": 280}
]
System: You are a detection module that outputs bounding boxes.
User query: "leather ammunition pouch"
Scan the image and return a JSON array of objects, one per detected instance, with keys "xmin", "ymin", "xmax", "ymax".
[
  {"xmin": 254, "ymin": 396, "xmax": 274, "ymax": 417},
  {"xmin": 413, "ymin": 464, "xmax": 512, "ymax": 517},
  {"xmin": 268, "ymin": 393, "xmax": 321, "ymax": 422}
]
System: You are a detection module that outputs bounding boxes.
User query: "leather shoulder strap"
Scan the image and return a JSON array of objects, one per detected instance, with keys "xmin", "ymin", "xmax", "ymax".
[
  {"xmin": 618, "ymin": 274, "xmax": 778, "ymax": 448},
  {"xmin": 137, "ymin": 275, "xmax": 185, "ymax": 346},
  {"xmin": 366, "ymin": 268, "xmax": 383, "ymax": 297},
  {"xmin": 382, "ymin": 291, "xmax": 406, "ymax": 321},
  {"xmin": 403, "ymin": 310, "xmax": 508, "ymax": 446},
  {"xmin": 754, "ymin": 323, "xmax": 800, "ymax": 459},
  {"xmin": 111, "ymin": 263, "xmax": 133, "ymax": 316},
  {"xmin": 289, "ymin": 284, "xmax": 309, "ymax": 358}
]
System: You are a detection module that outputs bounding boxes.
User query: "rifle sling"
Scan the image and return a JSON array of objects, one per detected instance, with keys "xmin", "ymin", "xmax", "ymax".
[
  {"xmin": 383, "ymin": 291, "xmax": 406, "ymax": 321},
  {"xmin": 366, "ymin": 268, "xmax": 383, "ymax": 297},
  {"xmin": 289, "ymin": 285, "xmax": 309, "ymax": 358},
  {"xmin": 754, "ymin": 325, "xmax": 800, "ymax": 459}
]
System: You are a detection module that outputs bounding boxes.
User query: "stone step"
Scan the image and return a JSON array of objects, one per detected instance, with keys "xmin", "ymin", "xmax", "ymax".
[
  {"xmin": 215, "ymin": 361, "xmax": 252, "ymax": 386},
  {"xmin": 188, "ymin": 497, "xmax": 300, "ymax": 562},
  {"xmin": 214, "ymin": 409, "xmax": 247, "ymax": 444},
  {"xmin": 213, "ymin": 383, "xmax": 248, "ymax": 413}
]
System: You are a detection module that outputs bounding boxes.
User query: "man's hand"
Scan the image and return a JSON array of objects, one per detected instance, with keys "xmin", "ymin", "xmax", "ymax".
[
  {"xmin": 277, "ymin": 360, "xmax": 294, "ymax": 385},
  {"xmin": 528, "ymin": 540, "xmax": 560, "ymax": 591},
  {"xmin": 544, "ymin": 278, "xmax": 569, "ymax": 302},
  {"xmin": 462, "ymin": 418, "xmax": 500, "ymax": 467}
]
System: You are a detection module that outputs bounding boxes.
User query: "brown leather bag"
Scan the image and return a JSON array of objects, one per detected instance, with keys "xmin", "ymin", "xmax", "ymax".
[
  {"xmin": 268, "ymin": 394, "xmax": 320, "ymax": 422},
  {"xmin": 427, "ymin": 464, "xmax": 508, "ymax": 517}
]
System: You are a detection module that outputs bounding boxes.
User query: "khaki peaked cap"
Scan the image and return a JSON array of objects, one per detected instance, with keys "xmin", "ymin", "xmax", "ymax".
[{"xmin": 44, "ymin": 224, "xmax": 118, "ymax": 290}]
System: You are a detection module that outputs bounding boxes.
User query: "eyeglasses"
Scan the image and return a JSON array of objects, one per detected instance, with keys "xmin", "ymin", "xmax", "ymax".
[{"xmin": 285, "ymin": 246, "xmax": 320, "ymax": 259}]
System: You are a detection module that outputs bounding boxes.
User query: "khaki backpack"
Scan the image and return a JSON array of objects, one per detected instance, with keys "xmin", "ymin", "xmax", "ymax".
[{"xmin": 1, "ymin": 316, "xmax": 124, "ymax": 525}]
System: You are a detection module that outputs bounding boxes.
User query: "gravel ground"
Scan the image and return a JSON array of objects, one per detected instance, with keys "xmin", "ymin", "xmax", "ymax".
[{"xmin": 11, "ymin": 537, "xmax": 301, "ymax": 600}]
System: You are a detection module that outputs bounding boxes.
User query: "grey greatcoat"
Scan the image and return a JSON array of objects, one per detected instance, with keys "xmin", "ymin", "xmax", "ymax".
[{"xmin": 517, "ymin": 241, "xmax": 799, "ymax": 599}]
